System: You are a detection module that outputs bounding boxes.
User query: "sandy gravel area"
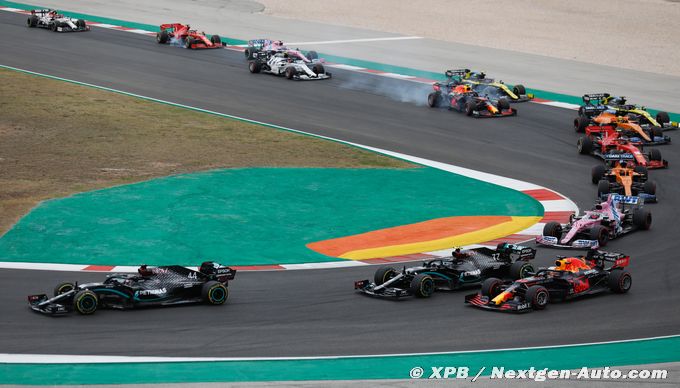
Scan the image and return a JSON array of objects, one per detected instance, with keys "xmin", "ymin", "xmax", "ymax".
[{"xmin": 260, "ymin": 0, "xmax": 680, "ymax": 76}]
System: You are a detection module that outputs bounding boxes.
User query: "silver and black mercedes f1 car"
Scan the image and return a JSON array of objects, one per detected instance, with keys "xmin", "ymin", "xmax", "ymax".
[
  {"xmin": 27, "ymin": 9, "xmax": 89, "ymax": 32},
  {"xmin": 354, "ymin": 243, "xmax": 536, "ymax": 299},
  {"xmin": 28, "ymin": 262, "xmax": 236, "ymax": 315}
]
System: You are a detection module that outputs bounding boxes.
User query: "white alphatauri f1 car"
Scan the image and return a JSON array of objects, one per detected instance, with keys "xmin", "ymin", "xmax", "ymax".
[
  {"xmin": 248, "ymin": 51, "xmax": 331, "ymax": 81},
  {"xmin": 27, "ymin": 9, "xmax": 89, "ymax": 32}
]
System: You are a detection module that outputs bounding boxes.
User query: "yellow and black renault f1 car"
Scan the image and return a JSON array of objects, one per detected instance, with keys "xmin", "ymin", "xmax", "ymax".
[
  {"xmin": 28, "ymin": 262, "xmax": 236, "ymax": 315},
  {"xmin": 577, "ymin": 93, "xmax": 678, "ymax": 131},
  {"xmin": 354, "ymin": 243, "xmax": 536, "ymax": 299},
  {"xmin": 443, "ymin": 69, "xmax": 534, "ymax": 102},
  {"xmin": 465, "ymin": 251, "xmax": 631, "ymax": 313}
]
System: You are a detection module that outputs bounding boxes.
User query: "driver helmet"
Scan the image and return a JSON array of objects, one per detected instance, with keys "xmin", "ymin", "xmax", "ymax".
[
  {"xmin": 619, "ymin": 161, "xmax": 628, "ymax": 168},
  {"xmin": 138, "ymin": 265, "xmax": 153, "ymax": 277}
]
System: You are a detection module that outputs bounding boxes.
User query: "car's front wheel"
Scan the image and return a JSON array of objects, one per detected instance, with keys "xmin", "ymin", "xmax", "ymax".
[
  {"xmin": 409, "ymin": 274, "xmax": 435, "ymax": 298},
  {"xmin": 73, "ymin": 290, "xmax": 98, "ymax": 315}
]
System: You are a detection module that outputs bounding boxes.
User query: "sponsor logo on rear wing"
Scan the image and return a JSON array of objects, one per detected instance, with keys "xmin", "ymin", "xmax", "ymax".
[
  {"xmin": 445, "ymin": 69, "xmax": 470, "ymax": 78},
  {"xmin": 30, "ymin": 9, "xmax": 52, "ymax": 15},
  {"xmin": 611, "ymin": 194, "xmax": 640, "ymax": 204},
  {"xmin": 604, "ymin": 153, "xmax": 635, "ymax": 160}
]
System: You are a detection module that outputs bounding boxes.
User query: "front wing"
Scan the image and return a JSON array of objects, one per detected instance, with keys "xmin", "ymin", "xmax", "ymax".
[
  {"xmin": 535, "ymin": 235, "xmax": 599, "ymax": 249},
  {"xmin": 354, "ymin": 280, "xmax": 411, "ymax": 299},
  {"xmin": 464, "ymin": 293, "xmax": 532, "ymax": 313}
]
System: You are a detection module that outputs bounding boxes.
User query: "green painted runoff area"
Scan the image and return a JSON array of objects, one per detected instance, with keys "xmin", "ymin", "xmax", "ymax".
[
  {"xmin": 1, "ymin": 0, "xmax": 679, "ymax": 122},
  {"xmin": 0, "ymin": 167, "xmax": 541, "ymax": 266},
  {"xmin": 1, "ymin": 336, "xmax": 679, "ymax": 384}
]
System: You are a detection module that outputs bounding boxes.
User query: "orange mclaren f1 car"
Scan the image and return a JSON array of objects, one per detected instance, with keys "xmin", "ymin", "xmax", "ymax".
[
  {"xmin": 591, "ymin": 159, "xmax": 657, "ymax": 202},
  {"xmin": 575, "ymin": 112, "xmax": 670, "ymax": 145}
]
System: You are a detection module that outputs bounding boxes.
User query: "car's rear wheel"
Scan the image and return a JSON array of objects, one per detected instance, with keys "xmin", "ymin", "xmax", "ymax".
[
  {"xmin": 427, "ymin": 92, "xmax": 441, "ymax": 108},
  {"xmin": 574, "ymin": 116, "xmax": 590, "ymax": 133},
  {"xmin": 656, "ymin": 111, "xmax": 670, "ymax": 126},
  {"xmin": 184, "ymin": 37, "xmax": 194, "ymax": 49},
  {"xmin": 634, "ymin": 165, "xmax": 648, "ymax": 178},
  {"xmin": 512, "ymin": 84, "xmax": 526, "ymax": 96},
  {"xmin": 589, "ymin": 225, "xmax": 609, "ymax": 247},
  {"xmin": 202, "ymin": 281, "xmax": 228, "ymax": 305},
  {"xmin": 542, "ymin": 222, "xmax": 563, "ymax": 239},
  {"xmin": 497, "ymin": 98, "xmax": 510, "ymax": 111},
  {"xmin": 156, "ymin": 30, "xmax": 169, "ymax": 44},
  {"xmin": 312, "ymin": 63, "xmax": 325, "ymax": 75},
  {"xmin": 525, "ymin": 285, "xmax": 549, "ymax": 310},
  {"xmin": 306, "ymin": 50, "xmax": 319, "ymax": 60},
  {"xmin": 608, "ymin": 269, "xmax": 632, "ymax": 293},
  {"xmin": 76, "ymin": 19, "xmax": 86, "ymax": 29},
  {"xmin": 643, "ymin": 180, "xmax": 657, "ymax": 195},
  {"xmin": 481, "ymin": 277, "xmax": 503, "ymax": 298},
  {"xmin": 648, "ymin": 148, "xmax": 662, "ymax": 161},
  {"xmin": 597, "ymin": 179, "xmax": 610, "ymax": 197},
  {"xmin": 577, "ymin": 136, "xmax": 593, "ymax": 154},
  {"xmin": 73, "ymin": 290, "xmax": 98, "ymax": 315},
  {"xmin": 210, "ymin": 34, "xmax": 222, "ymax": 45},
  {"xmin": 409, "ymin": 274, "xmax": 435, "ymax": 298},
  {"xmin": 591, "ymin": 164, "xmax": 606, "ymax": 184},
  {"xmin": 633, "ymin": 208, "xmax": 652, "ymax": 230},
  {"xmin": 509, "ymin": 261, "xmax": 533, "ymax": 280},
  {"xmin": 248, "ymin": 61, "xmax": 261, "ymax": 73},
  {"xmin": 464, "ymin": 101, "xmax": 475, "ymax": 116},
  {"xmin": 27, "ymin": 15, "xmax": 38, "ymax": 27},
  {"xmin": 54, "ymin": 282, "xmax": 75, "ymax": 297},
  {"xmin": 374, "ymin": 266, "xmax": 398, "ymax": 286}
]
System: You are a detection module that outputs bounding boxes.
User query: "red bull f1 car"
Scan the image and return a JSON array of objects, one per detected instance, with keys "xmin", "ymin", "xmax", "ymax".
[
  {"xmin": 465, "ymin": 251, "xmax": 632, "ymax": 313},
  {"xmin": 577, "ymin": 93, "xmax": 677, "ymax": 131},
  {"xmin": 443, "ymin": 69, "xmax": 534, "ymax": 102},
  {"xmin": 354, "ymin": 243, "xmax": 536, "ymax": 298},
  {"xmin": 28, "ymin": 262, "xmax": 236, "ymax": 315},
  {"xmin": 428, "ymin": 83, "xmax": 516, "ymax": 118},
  {"xmin": 156, "ymin": 23, "xmax": 223, "ymax": 49},
  {"xmin": 27, "ymin": 9, "xmax": 88, "ymax": 32},
  {"xmin": 536, "ymin": 194, "xmax": 651, "ymax": 249}
]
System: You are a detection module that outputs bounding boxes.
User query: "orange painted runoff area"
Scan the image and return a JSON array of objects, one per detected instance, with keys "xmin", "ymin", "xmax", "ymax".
[{"xmin": 307, "ymin": 215, "xmax": 541, "ymax": 260}]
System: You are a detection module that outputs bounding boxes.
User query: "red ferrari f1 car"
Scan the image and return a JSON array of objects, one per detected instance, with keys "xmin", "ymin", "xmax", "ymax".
[
  {"xmin": 427, "ymin": 83, "xmax": 516, "ymax": 118},
  {"xmin": 156, "ymin": 23, "xmax": 222, "ymax": 49}
]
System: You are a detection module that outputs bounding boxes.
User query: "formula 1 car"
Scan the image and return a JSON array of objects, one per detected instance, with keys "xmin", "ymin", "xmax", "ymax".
[
  {"xmin": 243, "ymin": 39, "xmax": 320, "ymax": 62},
  {"xmin": 428, "ymin": 83, "xmax": 516, "ymax": 118},
  {"xmin": 536, "ymin": 194, "xmax": 651, "ymax": 249},
  {"xmin": 577, "ymin": 93, "xmax": 677, "ymax": 130},
  {"xmin": 575, "ymin": 112, "xmax": 670, "ymax": 145},
  {"xmin": 248, "ymin": 51, "xmax": 330, "ymax": 80},
  {"xmin": 578, "ymin": 133, "xmax": 668, "ymax": 170},
  {"xmin": 443, "ymin": 69, "xmax": 534, "ymax": 102},
  {"xmin": 28, "ymin": 262, "xmax": 236, "ymax": 315},
  {"xmin": 27, "ymin": 9, "xmax": 88, "ymax": 32},
  {"xmin": 156, "ymin": 23, "xmax": 222, "ymax": 49},
  {"xmin": 354, "ymin": 243, "xmax": 536, "ymax": 298},
  {"xmin": 592, "ymin": 158, "xmax": 657, "ymax": 202},
  {"xmin": 465, "ymin": 251, "xmax": 632, "ymax": 313}
]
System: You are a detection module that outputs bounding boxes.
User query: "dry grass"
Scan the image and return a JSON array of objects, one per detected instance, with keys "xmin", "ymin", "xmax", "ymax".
[{"xmin": 0, "ymin": 69, "xmax": 411, "ymax": 235}]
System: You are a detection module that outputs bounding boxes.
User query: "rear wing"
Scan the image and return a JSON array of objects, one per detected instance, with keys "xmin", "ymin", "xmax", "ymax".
[
  {"xmin": 495, "ymin": 243, "xmax": 536, "ymax": 261},
  {"xmin": 603, "ymin": 152, "xmax": 636, "ymax": 161},
  {"xmin": 247, "ymin": 39, "xmax": 271, "ymax": 49},
  {"xmin": 582, "ymin": 93, "xmax": 610, "ymax": 104},
  {"xmin": 445, "ymin": 69, "xmax": 470, "ymax": 79},
  {"xmin": 586, "ymin": 250, "xmax": 630, "ymax": 270},
  {"xmin": 30, "ymin": 9, "xmax": 52, "ymax": 15},
  {"xmin": 609, "ymin": 194, "xmax": 640, "ymax": 205}
]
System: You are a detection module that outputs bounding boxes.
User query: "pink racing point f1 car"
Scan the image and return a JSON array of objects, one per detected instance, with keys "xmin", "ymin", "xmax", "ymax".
[{"xmin": 536, "ymin": 194, "xmax": 651, "ymax": 249}]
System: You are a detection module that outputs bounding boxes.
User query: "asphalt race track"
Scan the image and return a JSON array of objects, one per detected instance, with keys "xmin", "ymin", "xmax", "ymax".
[{"xmin": 1, "ymin": 11, "xmax": 679, "ymax": 357}]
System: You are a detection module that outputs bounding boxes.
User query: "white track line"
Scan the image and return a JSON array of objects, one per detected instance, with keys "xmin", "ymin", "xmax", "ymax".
[{"xmin": 280, "ymin": 36, "xmax": 423, "ymax": 46}]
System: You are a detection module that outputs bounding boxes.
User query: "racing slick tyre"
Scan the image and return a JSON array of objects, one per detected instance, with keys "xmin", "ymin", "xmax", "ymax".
[
  {"xmin": 589, "ymin": 225, "xmax": 609, "ymax": 247},
  {"xmin": 285, "ymin": 67, "xmax": 298, "ymax": 80},
  {"xmin": 184, "ymin": 37, "xmax": 194, "ymax": 49},
  {"xmin": 481, "ymin": 277, "xmax": 503, "ymax": 298},
  {"xmin": 597, "ymin": 180, "xmax": 611, "ymax": 197},
  {"xmin": 525, "ymin": 285, "xmax": 549, "ymax": 310},
  {"xmin": 633, "ymin": 208, "xmax": 652, "ymax": 230},
  {"xmin": 248, "ymin": 61, "xmax": 261, "ymax": 73},
  {"xmin": 633, "ymin": 165, "xmax": 648, "ymax": 178},
  {"xmin": 210, "ymin": 34, "xmax": 222, "ymax": 46},
  {"xmin": 497, "ymin": 98, "xmax": 510, "ymax": 111},
  {"xmin": 542, "ymin": 222, "xmax": 563, "ymax": 239},
  {"xmin": 50, "ymin": 22, "xmax": 58, "ymax": 32},
  {"xmin": 409, "ymin": 274, "xmax": 435, "ymax": 298},
  {"xmin": 306, "ymin": 50, "xmax": 319, "ymax": 60},
  {"xmin": 76, "ymin": 19, "xmax": 86, "ymax": 29},
  {"xmin": 27, "ymin": 15, "xmax": 38, "ymax": 27},
  {"xmin": 574, "ymin": 116, "xmax": 590, "ymax": 133},
  {"xmin": 202, "ymin": 281, "xmax": 228, "ymax": 305},
  {"xmin": 374, "ymin": 266, "xmax": 399, "ymax": 286},
  {"xmin": 53, "ymin": 282, "xmax": 75, "ymax": 296},
  {"xmin": 312, "ymin": 63, "xmax": 325, "ymax": 75},
  {"xmin": 73, "ymin": 290, "xmax": 98, "ymax": 315},
  {"xmin": 509, "ymin": 260, "xmax": 534, "ymax": 280},
  {"xmin": 591, "ymin": 164, "xmax": 606, "ymax": 184},
  {"xmin": 427, "ymin": 92, "xmax": 441, "ymax": 108},
  {"xmin": 651, "ymin": 127, "xmax": 664, "ymax": 140},
  {"xmin": 656, "ymin": 111, "xmax": 670, "ymax": 126},
  {"xmin": 643, "ymin": 180, "xmax": 657, "ymax": 195},
  {"xmin": 512, "ymin": 84, "xmax": 526, "ymax": 97},
  {"xmin": 648, "ymin": 148, "xmax": 662, "ymax": 161},
  {"xmin": 464, "ymin": 101, "xmax": 475, "ymax": 116},
  {"xmin": 244, "ymin": 48, "xmax": 253, "ymax": 59},
  {"xmin": 157, "ymin": 30, "xmax": 169, "ymax": 44},
  {"xmin": 608, "ymin": 269, "xmax": 632, "ymax": 293},
  {"xmin": 577, "ymin": 136, "xmax": 593, "ymax": 154}
]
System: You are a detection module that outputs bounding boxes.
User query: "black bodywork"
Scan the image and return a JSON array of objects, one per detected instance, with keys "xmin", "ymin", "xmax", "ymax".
[
  {"xmin": 354, "ymin": 243, "xmax": 536, "ymax": 299},
  {"xmin": 465, "ymin": 251, "xmax": 632, "ymax": 313},
  {"xmin": 28, "ymin": 262, "xmax": 236, "ymax": 315}
]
